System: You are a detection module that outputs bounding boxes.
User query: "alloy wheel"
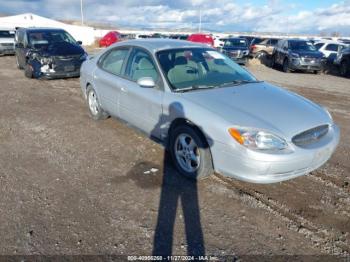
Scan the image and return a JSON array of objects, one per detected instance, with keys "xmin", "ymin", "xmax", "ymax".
[
  {"xmin": 88, "ymin": 90, "xmax": 99, "ymax": 116},
  {"xmin": 174, "ymin": 133, "xmax": 200, "ymax": 173}
]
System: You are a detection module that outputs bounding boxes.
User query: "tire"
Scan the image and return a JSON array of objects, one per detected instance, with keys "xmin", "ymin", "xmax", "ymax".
[
  {"xmin": 24, "ymin": 63, "xmax": 33, "ymax": 78},
  {"xmin": 340, "ymin": 60, "xmax": 349, "ymax": 77},
  {"xmin": 86, "ymin": 86, "xmax": 109, "ymax": 120},
  {"xmin": 16, "ymin": 55, "xmax": 23, "ymax": 70},
  {"xmin": 270, "ymin": 55, "xmax": 276, "ymax": 68},
  {"xmin": 255, "ymin": 51, "xmax": 266, "ymax": 59},
  {"xmin": 169, "ymin": 124, "xmax": 213, "ymax": 180},
  {"xmin": 283, "ymin": 58, "xmax": 290, "ymax": 73},
  {"xmin": 313, "ymin": 70, "xmax": 319, "ymax": 75}
]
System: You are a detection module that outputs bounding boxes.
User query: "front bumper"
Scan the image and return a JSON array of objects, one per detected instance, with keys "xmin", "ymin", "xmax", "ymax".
[
  {"xmin": 0, "ymin": 46, "xmax": 15, "ymax": 55},
  {"xmin": 211, "ymin": 124, "xmax": 340, "ymax": 184},
  {"xmin": 289, "ymin": 58, "xmax": 323, "ymax": 71},
  {"xmin": 29, "ymin": 57, "xmax": 83, "ymax": 79},
  {"xmin": 232, "ymin": 57, "xmax": 248, "ymax": 65},
  {"xmin": 40, "ymin": 70, "xmax": 80, "ymax": 79}
]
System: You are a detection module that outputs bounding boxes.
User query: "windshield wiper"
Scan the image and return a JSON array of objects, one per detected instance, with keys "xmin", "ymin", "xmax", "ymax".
[
  {"xmin": 217, "ymin": 80, "xmax": 262, "ymax": 88},
  {"xmin": 173, "ymin": 85, "xmax": 217, "ymax": 93}
]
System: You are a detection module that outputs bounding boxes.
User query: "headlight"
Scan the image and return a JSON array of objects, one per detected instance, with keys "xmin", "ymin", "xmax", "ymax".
[
  {"xmin": 40, "ymin": 57, "xmax": 53, "ymax": 64},
  {"xmin": 228, "ymin": 128, "xmax": 288, "ymax": 151},
  {"xmin": 291, "ymin": 52, "xmax": 299, "ymax": 58},
  {"xmin": 80, "ymin": 53, "xmax": 88, "ymax": 61}
]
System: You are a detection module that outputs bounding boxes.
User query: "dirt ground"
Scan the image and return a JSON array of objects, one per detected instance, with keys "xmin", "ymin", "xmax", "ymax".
[{"xmin": 0, "ymin": 54, "xmax": 349, "ymax": 260}]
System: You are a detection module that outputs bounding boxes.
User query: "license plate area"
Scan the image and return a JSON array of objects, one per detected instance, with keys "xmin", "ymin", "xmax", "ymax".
[{"xmin": 64, "ymin": 65, "xmax": 75, "ymax": 72}]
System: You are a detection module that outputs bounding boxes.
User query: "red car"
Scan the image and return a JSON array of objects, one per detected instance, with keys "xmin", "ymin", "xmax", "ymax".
[
  {"xmin": 99, "ymin": 31, "xmax": 121, "ymax": 47},
  {"xmin": 187, "ymin": 33, "xmax": 214, "ymax": 47}
]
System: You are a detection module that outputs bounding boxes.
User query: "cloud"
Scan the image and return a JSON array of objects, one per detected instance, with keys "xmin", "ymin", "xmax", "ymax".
[{"xmin": 0, "ymin": 0, "xmax": 349, "ymax": 34}]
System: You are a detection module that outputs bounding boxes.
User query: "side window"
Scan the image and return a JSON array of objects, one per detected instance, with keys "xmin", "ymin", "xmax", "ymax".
[
  {"xmin": 325, "ymin": 44, "xmax": 339, "ymax": 52},
  {"xmin": 100, "ymin": 48, "xmax": 129, "ymax": 76},
  {"xmin": 314, "ymin": 43, "xmax": 323, "ymax": 50},
  {"xmin": 127, "ymin": 49, "xmax": 159, "ymax": 82}
]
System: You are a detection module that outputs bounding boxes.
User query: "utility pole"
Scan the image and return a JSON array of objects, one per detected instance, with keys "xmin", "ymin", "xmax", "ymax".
[
  {"xmin": 198, "ymin": 8, "xmax": 202, "ymax": 32},
  {"xmin": 80, "ymin": 0, "xmax": 84, "ymax": 25}
]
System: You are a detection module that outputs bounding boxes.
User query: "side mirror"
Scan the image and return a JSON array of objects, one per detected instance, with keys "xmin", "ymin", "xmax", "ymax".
[
  {"xmin": 77, "ymin": 41, "xmax": 82, "ymax": 45},
  {"xmin": 137, "ymin": 77, "xmax": 155, "ymax": 88}
]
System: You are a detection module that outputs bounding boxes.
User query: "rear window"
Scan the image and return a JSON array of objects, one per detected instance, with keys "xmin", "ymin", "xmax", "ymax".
[
  {"xmin": 269, "ymin": 39, "xmax": 279, "ymax": 46},
  {"xmin": 251, "ymin": 38, "xmax": 265, "ymax": 45},
  {"xmin": 325, "ymin": 44, "xmax": 339, "ymax": 52},
  {"xmin": 223, "ymin": 39, "xmax": 248, "ymax": 48}
]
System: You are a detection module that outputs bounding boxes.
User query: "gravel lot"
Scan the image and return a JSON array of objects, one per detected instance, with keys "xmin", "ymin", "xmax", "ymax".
[{"xmin": 0, "ymin": 54, "xmax": 349, "ymax": 259}]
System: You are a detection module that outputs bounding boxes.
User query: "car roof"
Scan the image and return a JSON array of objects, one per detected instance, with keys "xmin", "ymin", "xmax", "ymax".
[
  {"xmin": 315, "ymin": 40, "xmax": 345, "ymax": 45},
  {"xmin": 224, "ymin": 37, "xmax": 247, "ymax": 40},
  {"xmin": 19, "ymin": 27, "xmax": 66, "ymax": 32},
  {"xmin": 111, "ymin": 39, "xmax": 209, "ymax": 52},
  {"xmin": 286, "ymin": 38, "xmax": 310, "ymax": 42}
]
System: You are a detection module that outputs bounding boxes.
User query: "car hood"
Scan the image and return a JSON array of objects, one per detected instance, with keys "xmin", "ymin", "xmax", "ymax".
[
  {"xmin": 181, "ymin": 82, "xmax": 331, "ymax": 140},
  {"xmin": 291, "ymin": 50, "xmax": 323, "ymax": 58},
  {"xmin": 35, "ymin": 41, "xmax": 84, "ymax": 56}
]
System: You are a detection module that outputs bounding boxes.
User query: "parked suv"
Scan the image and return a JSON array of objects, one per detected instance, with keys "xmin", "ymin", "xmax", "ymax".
[
  {"xmin": 250, "ymin": 38, "xmax": 279, "ymax": 58},
  {"xmin": 15, "ymin": 27, "xmax": 87, "ymax": 79},
  {"xmin": 314, "ymin": 41, "xmax": 347, "ymax": 63},
  {"xmin": 0, "ymin": 29, "xmax": 15, "ymax": 55},
  {"xmin": 272, "ymin": 39, "xmax": 324, "ymax": 73},
  {"xmin": 334, "ymin": 47, "xmax": 350, "ymax": 77},
  {"xmin": 220, "ymin": 37, "xmax": 249, "ymax": 65}
]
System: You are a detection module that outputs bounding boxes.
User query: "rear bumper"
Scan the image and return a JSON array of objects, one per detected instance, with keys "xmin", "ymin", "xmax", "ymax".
[{"xmin": 211, "ymin": 124, "xmax": 340, "ymax": 184}]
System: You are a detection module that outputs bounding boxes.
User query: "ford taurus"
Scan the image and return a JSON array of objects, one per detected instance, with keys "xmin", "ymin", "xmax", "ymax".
[{"xmin": 80, "ymin": 39, "xmax": 339, "ymax": 183}]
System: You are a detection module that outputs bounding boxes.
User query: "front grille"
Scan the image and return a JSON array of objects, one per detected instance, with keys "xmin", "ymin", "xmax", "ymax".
[
  {"xmin": 292, "ymin": 125, "xmax": 329, "ymax": 147},
  {"xmin": 301, "ymin": 57, "xmax": 320, "ymax": 63},
  {"xmin": 230, "ymin": 51, "xmax": 243, "ymax": 58},
  {"xmin": 54, "ymin": 54, "xmax": 81, "ymax": 60},
  {"xmin": 0, "ymin": 43, "xmax": 14, "ymax": 47},
  {"xmin": 52, "ymin": 55, "xmax": 82, "ymax": 72}
]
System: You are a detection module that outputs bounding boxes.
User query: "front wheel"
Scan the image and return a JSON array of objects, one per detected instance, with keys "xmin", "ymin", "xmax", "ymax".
[
  {"xmin": 283, "ymin": 59, "xmax": 291, "ymax": 73},
  {"xmin": 24, "ymin": 64, "xmax": 33, "ymax": 78},
  {"xmin": 169, "ymin": 125, "xmax": 213, "ymax": 180},
  {"xmin": 340, "ymin": 60, "xmax": 349, "ymax": 77},
  {"xmin": 87, "ymin": 87, "xmax": 109, "ymax": 120},
  {"xmin": 16, "ymin": 55, "xmax": 23, "ymax": 70}
]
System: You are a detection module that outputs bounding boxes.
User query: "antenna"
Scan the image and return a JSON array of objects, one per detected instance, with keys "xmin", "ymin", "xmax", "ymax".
[{"xmin": 199, "ymin": 8, "xmax": 202, "ymax": 32}]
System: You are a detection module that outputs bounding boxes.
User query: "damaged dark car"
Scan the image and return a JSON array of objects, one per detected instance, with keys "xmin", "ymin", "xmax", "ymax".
[{"xmin": 15, "ymin": 28, "xmax": 87, "ymax": 79}]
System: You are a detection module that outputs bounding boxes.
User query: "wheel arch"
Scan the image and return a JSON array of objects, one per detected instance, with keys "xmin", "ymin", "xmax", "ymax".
[{"xmin": 167, "ymin": 117, "xmax": 216, "ymax": 176}]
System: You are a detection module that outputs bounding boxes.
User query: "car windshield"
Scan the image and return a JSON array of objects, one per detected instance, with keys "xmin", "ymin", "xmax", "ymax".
[
  {"xmin": 28, "ymin": 30, "xmax": 77, "ymax": 46},
  {"xmin": 224, "ymin": 39, "xmax": 247, "ymax": 48},
  {"xmin": 289, "ymin": 41, "xmax": 316, "ymax": 51},
  {"xmin": 157, "ymin": 48, "xmax": 257, "ymax": 91},
  {"xmin": 0, "ymin": 31, "xmax": 14, "ymax": 38}
]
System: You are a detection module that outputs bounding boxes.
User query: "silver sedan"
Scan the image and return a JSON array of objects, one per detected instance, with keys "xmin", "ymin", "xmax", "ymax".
[{"xmin": 80, "ymin": 39, "xmax": 339, "ymax": 184}]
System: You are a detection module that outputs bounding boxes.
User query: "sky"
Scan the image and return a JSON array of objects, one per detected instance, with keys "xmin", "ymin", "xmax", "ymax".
[{"xmin": 0, "ymin": 0, "xmax": 350, "ymax": 35}]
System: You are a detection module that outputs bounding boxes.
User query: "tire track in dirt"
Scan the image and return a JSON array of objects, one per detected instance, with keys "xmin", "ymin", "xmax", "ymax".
[{"xmin": 212, "ymin": 174, "xmax": 350, "ymax": 256}]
